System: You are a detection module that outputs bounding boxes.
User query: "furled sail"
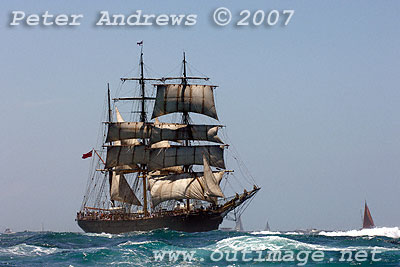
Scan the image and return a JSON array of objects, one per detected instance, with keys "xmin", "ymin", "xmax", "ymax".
[
  {"xmin": 149, "ymin": 166, "xmax": 184, "ymax": 176},
  {"xmin": 151, "ymin": 84, "xmax": 218, "ymax": 120},
  {"xmin": 150, "ymin": 140, "xmax": 172, "ymax": 148},
  {"xmin": 110, "ymin": 173, "xmax": 142, "ymax": 206},
  {"xmin": 114, "ymin": 164, "xmax": 141, "ymax": 174},
  {"xmin": 148, "ymin": 171, "xmax": 225, "ymax": 207},
  {"xmin": 148, "ymin": 145, "xmax": 225, "ymax": 171},
  {"xmin": 150, "ymin": 124, "xmax": 223, "ymax": 144}
]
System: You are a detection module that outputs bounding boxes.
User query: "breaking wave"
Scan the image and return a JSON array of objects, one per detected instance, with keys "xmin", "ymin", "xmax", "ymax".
[
  {"xmin": 212, "ymin": 235, "xmax": 340, "ymax": 251},
  {"xmin": 0, "ymin": 243, "xmax": 58, "ymax": 257},
  {"xmin": 319, "ymin": 227, "xmax": 400, "ymax": 239}
]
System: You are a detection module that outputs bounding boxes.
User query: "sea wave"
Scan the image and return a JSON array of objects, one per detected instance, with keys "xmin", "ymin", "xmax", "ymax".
[
  {"xmin": 319, "ymin": 227, "xmax": 400, "ymax": 239},
  {"xmin": 0, "ymin": 243, "xmax": 58, "ymax": 257},
  {"xmin": 1, "ymin": 230, "xmax": 400, "ymax": 266},
  {"xmin": 208, "ymin": 234, "xmax": 400, "ymax": 253},
  {"xmin": 250, "ymin": 230, "xmax": 282, "ymax": 235},
  {"xmin": 84, "ymin": 232, "xmax": 124, "ymax": 239},
  {"xmin": 210, "ymin": 235, "xmax": 342, "ymax": 252}
]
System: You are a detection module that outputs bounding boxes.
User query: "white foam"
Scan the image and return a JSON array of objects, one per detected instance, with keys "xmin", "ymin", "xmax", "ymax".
[
  {"xmin": 283, "ymin": 232, "xmax": 306, "ymax": 235},
  {"xmin": 211, "ymin": 235, "xmax": 341, "ymax": 252},
  {"xmin": 205, "ymin": 235, "xmax": 400, "ymax": 253},
  {"xmin": 118, "ymin": 240, "xmax": 156, "ymax": 246},
  {"xmin": 84, "ymin": 232, "xmax": 123, "ymax": 238},
  {"xmin": 0, "ymin": 243, "xmax": 58, "ymax": 256},
  {"xmin": 251, "ymin": 230, "xmax": 282, "ymax": 235},
  {"xmin": 319, "ymin": 227, "xmax": 400, "ymax": 239}
]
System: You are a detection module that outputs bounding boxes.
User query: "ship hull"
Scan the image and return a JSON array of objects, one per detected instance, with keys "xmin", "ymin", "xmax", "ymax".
[{"xmin": 77, "ymin": 212, "xmax": 223, "ymax": 233}]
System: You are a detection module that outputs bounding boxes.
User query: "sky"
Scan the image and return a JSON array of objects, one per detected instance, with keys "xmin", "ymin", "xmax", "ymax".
[{"xmin": 0, "ymin": 0, "xmax": 399, "ymax": 232}]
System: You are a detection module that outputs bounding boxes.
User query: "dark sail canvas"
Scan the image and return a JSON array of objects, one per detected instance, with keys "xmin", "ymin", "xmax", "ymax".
[{"xmin": 362, "ymin": 202, "xmax": 375, "ymax": 229}]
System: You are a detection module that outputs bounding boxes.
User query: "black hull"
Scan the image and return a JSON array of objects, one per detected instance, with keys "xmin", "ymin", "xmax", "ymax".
[{"xmin": 77, "ymin": 212, "xmax": 223, "ymax": 233}]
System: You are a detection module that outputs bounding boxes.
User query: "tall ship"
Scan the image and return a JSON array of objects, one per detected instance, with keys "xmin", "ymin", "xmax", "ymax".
[{"xmin": 76, "ymin": 45, "xmax": 260, "ymax": 233}]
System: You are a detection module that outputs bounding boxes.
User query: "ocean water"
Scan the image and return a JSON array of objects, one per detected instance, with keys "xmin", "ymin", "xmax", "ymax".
[{"xmin": 1, "ymin": 227, "xmax": 400, "ymax": 266}]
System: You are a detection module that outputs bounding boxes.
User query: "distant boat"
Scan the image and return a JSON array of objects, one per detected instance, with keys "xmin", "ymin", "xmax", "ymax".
[
  {"xmin": 4, "ymin": 228, "xmax": 14, "ymax": 234},
  {"xmin": 235, "ymin": 215, "xmax": 244, "ymax": 232},
  {"xmin": 362, "ymin": 201, "xmax": 375, "ymax": 229},
  {"xmin": 265, "ymin": 221, "xmax": 271, "ymax": 231}
]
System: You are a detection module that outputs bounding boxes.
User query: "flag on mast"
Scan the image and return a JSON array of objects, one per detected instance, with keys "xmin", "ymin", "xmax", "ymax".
[{"xmin": 82, "ymin": 150, "xmax": 93, "ymax": 159}]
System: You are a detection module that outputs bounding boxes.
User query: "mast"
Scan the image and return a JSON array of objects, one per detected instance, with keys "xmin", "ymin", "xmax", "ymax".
[
  {"xmin": 107, "ymin": 83, "xmax": 114, "ymax": 207},
  {"xmin": 182, "ymin": 52, "xmax": 191, "ymax": 211},
  {"xmin": 139, "ymin": 45, "xmax": 148, "ymax": 216},
  {"xmin": 182, "ymin": 52, "xmax": 189, "ymax": 126}
]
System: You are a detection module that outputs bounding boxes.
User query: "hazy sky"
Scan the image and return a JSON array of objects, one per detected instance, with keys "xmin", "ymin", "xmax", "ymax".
[{"xmin": 1, "ymin": 0, "xmax": 399, "ymax": 232}]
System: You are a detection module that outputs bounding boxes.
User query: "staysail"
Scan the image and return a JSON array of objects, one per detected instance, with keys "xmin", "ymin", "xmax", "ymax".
[
  {"xmin": 202, "ymin": 155, "xmax": 225, "ymax": 198},
  {"xmin": 362, "ymin": 201, "xmax": 375, "ymax": 229},
  {"xmin": 110, "ymin": 173, "xmax": 142, "ymax": 206},
  {"xmin": 151, "ymin": 84, "xmax": 218, "ymax": 120}
]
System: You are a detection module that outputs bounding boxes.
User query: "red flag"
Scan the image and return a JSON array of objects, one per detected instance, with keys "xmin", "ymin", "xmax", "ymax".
[
  {"xmin": 82, "ymin": 150, "xmax": 93, "ymax": 159},
  {"xmin": 137, "ymin": 40, "xmax": 143, "ymax": 46}
]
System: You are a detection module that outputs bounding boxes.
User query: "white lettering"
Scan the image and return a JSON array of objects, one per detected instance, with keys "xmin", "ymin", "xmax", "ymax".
[{"xmin": 10, "ymin": 11, "xmax": 25, "ymax": 25}]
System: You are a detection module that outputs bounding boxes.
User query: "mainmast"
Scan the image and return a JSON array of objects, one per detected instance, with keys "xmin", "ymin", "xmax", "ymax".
[
  {"xmin": 182, "ymin": 52, "xmax": 191, "ymax": 211},
  {"xmin": 182, "ymin": 53, "xmax": 189, "ymax": 144},
  {"xmin": 139, "ymin": 46, "xmax": 148, "ymax": 216}
]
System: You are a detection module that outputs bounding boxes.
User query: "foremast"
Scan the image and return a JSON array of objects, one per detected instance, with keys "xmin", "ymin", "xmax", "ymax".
[{"xmin": 117, "ymin": 44, "xmax": 161, "ymax": 216}]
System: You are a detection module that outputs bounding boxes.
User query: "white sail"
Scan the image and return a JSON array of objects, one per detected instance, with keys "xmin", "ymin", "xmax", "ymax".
[
  {"xmin": 106, "ymin": 145, "xmax": 149, "ymax": 168},
  {"xmin": 151, "ymin": 84, "xmax": 218, "ymax": 120},
  {"xmin": 107, "ymin": 108, "xmax": 146, "ymax": 145},
  {"xmin": 106, "ymin": 145, "xmax": 225, "ymax": 170},
  {"xmin": 148, "ymin": 145, "xmax": 225, "ymax": 171},
  {"xmin": 148, "ymin": 171, "xmax": 225, "ymax": 207},
  {"xmin": 235, "ymin": 216, "xmax": 244, "ymax": 231},
  {"xmin": 110, "ymin": 173, "xmax": 142, "ymax": 206},
  {"xmin": 106, "ymin": 122, "xmax": 150, "ymax": 142},
  {"xmin": 203, "ymin": 155, "xmax": 225, "ymax": 198},
  {"xmin": 110, "ymin": 108, "xmax": 142, "ymax": 171},
  {"xmin": 149, "ymin": 166, "xmax": 184, "ymax": 176},
  {"xmin": 108, "ymin": 122, "xmax": 222, "ymax": 144},
  {"xmin": 150, "ymin": 140, "xmax": 172, "ymax": 148}
]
